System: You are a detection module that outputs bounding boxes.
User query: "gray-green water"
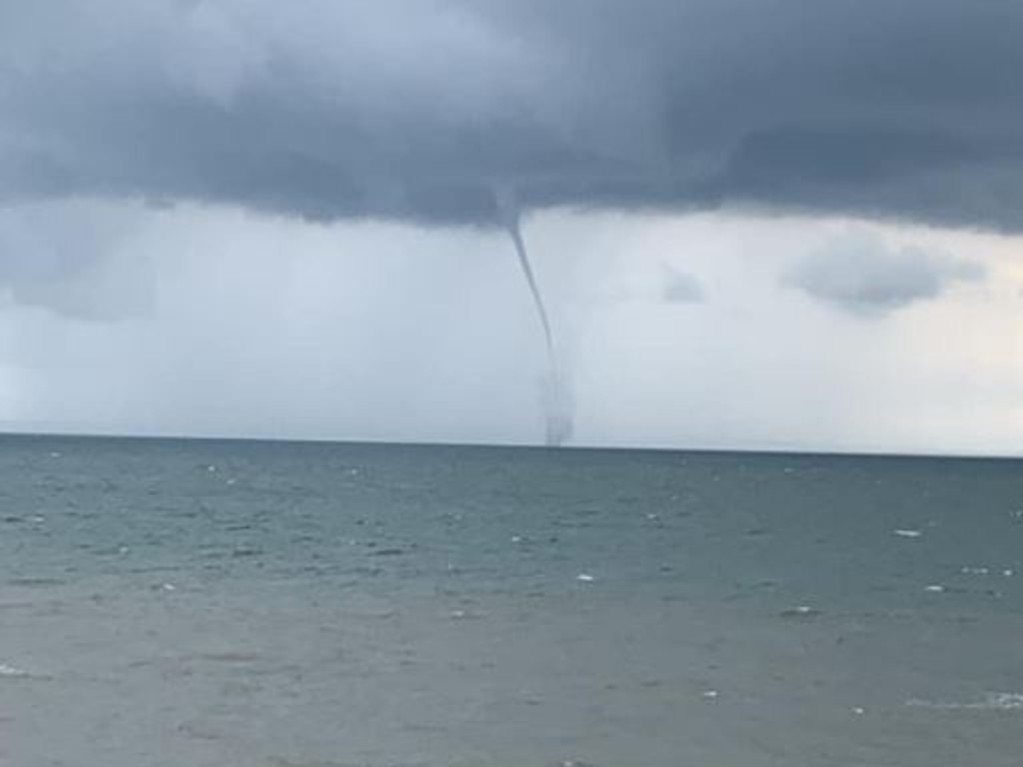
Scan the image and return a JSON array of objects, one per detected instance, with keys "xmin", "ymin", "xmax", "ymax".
[{"xmin": 3, "ymin": 435, "xmax": 1023, "ymax": 765}]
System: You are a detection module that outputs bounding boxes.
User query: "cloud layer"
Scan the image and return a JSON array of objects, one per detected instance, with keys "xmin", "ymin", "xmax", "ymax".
[{"xmin": 3, "ymin": 1, "xmax": 1023, "ymax": 229}]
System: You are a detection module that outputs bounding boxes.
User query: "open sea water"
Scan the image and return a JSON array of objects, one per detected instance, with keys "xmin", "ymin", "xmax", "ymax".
[{"xmin": 2, "ymin": 434, "xmax": 1023, "ymax": 766}]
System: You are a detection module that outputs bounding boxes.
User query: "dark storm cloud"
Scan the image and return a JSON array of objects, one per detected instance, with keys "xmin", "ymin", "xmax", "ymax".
[
  {"xmin": 3, "ymin": 0, "xmax": 1023, "ymax": 229},
  {"xmin": 784, "ymin": 232, "xmax": 985, "ymax": 316}
]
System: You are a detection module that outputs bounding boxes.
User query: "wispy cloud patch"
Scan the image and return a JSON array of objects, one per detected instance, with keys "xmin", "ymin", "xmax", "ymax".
[{"xmin": 784, "ymin": 231, "xmax": 984, "ymax": 317}]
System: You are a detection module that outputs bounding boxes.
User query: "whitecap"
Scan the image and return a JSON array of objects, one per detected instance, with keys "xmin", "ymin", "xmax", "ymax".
[
  {"xmin": 0, "ymin": 663, "xmax": 30, "ymax": 678},
  {"xmin": 961, "ymin": 567, "xmax": 990, "ymax": 575},
  {"xmin": 906, "ymin": 692, "xmax": 1023, "ymax": 710},
  {"xmin": 894, "ymin": 529, "xmax": 923, "ymax": 539}
]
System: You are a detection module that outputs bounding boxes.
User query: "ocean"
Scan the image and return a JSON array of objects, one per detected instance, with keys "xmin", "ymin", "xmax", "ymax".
[{"xmin": 2, "ymin": 434, "xmax": 1022, "ymax": 766}]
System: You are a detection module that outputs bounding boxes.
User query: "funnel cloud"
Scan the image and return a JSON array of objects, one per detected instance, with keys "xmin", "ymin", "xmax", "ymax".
[{"xmin": 494, "ymin": 186, "xmax": 573, "ymax": 446}]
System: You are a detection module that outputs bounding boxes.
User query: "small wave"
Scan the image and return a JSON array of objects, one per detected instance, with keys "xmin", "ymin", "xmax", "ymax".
[{"xmin": 906, "ymin": 692, "xmax": 1023, "ymax": 711}]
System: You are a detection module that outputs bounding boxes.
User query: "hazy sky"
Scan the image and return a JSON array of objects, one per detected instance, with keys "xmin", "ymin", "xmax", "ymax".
[{"xmin": 2, "ymin": 1, "xmax": 1023, "ymax": 454}]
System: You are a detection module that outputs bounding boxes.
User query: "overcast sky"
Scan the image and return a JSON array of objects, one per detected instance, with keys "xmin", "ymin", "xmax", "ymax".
[{"xmin": 2, "ymin": 1, "xmax": 1023, "ymax": 454}]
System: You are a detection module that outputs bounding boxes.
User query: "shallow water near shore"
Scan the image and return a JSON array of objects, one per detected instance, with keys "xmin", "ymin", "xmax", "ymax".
[{"xmin": 3, "ymin": 435, "xmax": 1023, "ymax": 766}]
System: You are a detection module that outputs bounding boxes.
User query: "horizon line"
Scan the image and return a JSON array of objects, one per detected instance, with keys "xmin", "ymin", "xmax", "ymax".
[{"xmin": 0, "ymin": 428, "xmax": 1019, "ymax": 463}]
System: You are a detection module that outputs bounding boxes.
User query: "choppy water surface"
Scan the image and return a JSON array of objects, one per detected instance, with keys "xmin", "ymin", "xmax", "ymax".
[{"xmin": 3, "ymin": 435, "xmax": 1023, "ymax": 766}]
